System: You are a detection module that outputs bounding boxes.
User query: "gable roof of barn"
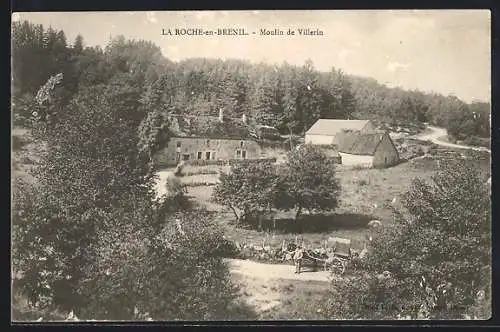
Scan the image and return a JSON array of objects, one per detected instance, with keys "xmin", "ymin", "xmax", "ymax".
[
  {"xmin": 305, "ymin": 119, "xmax": 372, "ymax": 136},
  {"xmin": 336, "ymin": 130, "xmax": 388, "ymax": 156}
]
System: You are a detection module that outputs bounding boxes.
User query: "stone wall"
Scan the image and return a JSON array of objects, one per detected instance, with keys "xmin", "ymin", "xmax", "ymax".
[
  {"xmin": 372, "ymin": 133, "xmax": 400, "ymax": 168},
  {"xmin": 154, "ymin": 137, "xmax": 262, "ymax": 167}
]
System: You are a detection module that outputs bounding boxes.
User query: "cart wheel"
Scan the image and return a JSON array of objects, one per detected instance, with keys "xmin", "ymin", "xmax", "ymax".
[{"xmin": 327, "ymin": 257, "xmax": 345, "ymax": 275}]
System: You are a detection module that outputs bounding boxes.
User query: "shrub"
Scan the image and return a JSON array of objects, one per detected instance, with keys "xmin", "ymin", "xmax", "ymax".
[
  {"xmin": 356, "ymin": 179, "xmax": 368, "ymax": 186},
  {"xmin": 12, "ymin": 80, "xmax": 248, "ymax": 320},
  {"xmin": 75, "ymin": 211, "xmax": 249, "ymax": 321},
  {"xmin": 463, "ymin": 136, "xmax": 490, "ymax": 149},
  {"xmin": 182, "ymin": 169, "xmax": 219, "ymax": 177},
  {"xmin": 319, "ymin": 159, "xmax": 491, "ymax": 319}
]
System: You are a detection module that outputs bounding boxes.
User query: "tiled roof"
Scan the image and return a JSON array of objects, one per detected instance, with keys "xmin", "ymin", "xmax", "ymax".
[
  {"xmin": 336, "ymin": 130, "xmax": 387, "ymax": 156},
  {"xmin": 168, "ymin": 115, "xmax": 252, "ymax": 139}
]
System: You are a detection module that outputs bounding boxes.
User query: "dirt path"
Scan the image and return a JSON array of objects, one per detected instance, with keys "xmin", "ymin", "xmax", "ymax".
[
  {"xmin": 226, "ymin": 258, "xmax": 332, "ymax": 282},
  {"xmin": 227, "ymin": 258, "xmax": 333, "ymax": 317},
  {"xmin": 415, "ymin": 126, "xmax": 490, "ymax": 153}
]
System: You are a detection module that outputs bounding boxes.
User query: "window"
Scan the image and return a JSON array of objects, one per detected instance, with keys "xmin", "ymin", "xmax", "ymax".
[
  {"xmin": 176, "ymin": 141, "xmax": 181, "ymax": 148},
  {"xmin": 183, "ymin": 154, "xmax": 190, "ymax": 161},
  {"xmin": 242, "ymin": 150, "xmax": 247, "ymax": 159},
  {"xmin": 240, "ymin": 141, "xmax": 244, "ymax": 148},
  {"xmin": 206, "ymin": 151, "xmax": 211, "ymax": 160},
  {"xmin": 197, "ymin": 152, "xmax": 202, "ymax": 160},
  {"xmin": 236, "ymin": 150, "xmax": 241, "ymax": 159}
]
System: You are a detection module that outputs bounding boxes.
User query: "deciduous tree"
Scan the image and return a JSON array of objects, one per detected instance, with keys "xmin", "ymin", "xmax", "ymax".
[
  {"xmin": 212, "ymin": 161, "xmax": 280, "ymax": 225},
  {"xmin": 279, "ymin": 145, "xmax": 341, "ymax": 219}
]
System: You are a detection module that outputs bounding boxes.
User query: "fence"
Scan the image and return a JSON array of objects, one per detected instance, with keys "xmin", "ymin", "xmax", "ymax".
[
  {"xmin": 183, "ymin": 158, "xmax": 277, "ymax": 167},
  {"xmin": 224, "ymin": 236, "xmax": 367, "ymax": 264}
]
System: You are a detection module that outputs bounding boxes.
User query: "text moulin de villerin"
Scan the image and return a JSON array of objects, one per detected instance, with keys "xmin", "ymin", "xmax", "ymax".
[{"xmin": 161, "ymin": 28, "xmax": 324, "ymax": 36}]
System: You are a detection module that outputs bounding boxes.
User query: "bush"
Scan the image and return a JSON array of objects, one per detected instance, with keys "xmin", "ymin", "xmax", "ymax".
[
  {"xmin": 462, "ymin": 136, "xmax": 490, "ymax": 148},
  {"xmin": 356, "ymin": 179, "xmax": 368, "ymax": 186},
  {"xmin": 321, "ymin": 272, "xmax": 409, "ymax": 320},
  {"xmin": 75, "ymin": 211, "xmax": 249, "ymax": 321},
  {"xmin": 319, "ymin": 159, "xmax": 491, "ymax": 319},
  {"xmin": 12, "ymin": 81, "xmax": 248, "ymax": 321},
  {"xmin": 214, "ymin": 238, "xmax": 240, "ymax": 259},
  {"xmin": 12, "ymin": 286, "xmax": 67, "ymax": 321},
  {"xmin": 12, "ymin": 135, "xmax": 26, "ymax": 151},
  {"xmin": 182, "ymin": 169, "xmax": 219, "ymax": 177},
  {"xmin": 258, "ymin": 138, "xmax": 300, "ymax": 151}
]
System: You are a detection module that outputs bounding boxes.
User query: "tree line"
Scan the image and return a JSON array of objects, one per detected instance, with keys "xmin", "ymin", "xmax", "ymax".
[{"xmin": 12, "ymin": 21, "xmax": 489, "ymax": 142}]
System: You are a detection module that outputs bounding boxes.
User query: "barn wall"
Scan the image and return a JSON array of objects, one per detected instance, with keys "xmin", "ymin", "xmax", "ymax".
[
  {"xmin": 338, "ymin": 152, "xmax": 373, "ymax": 168},
  {"xmin": 305, "ymin": 134, "xmax": 335, "ymax": 145},
  {"xmin": 154, "ymin": 137, "xmax": 262, "ymax": 166},
  {"xmin": 372, "ymin": 134, "xmax": 400, "ymax": 168}
]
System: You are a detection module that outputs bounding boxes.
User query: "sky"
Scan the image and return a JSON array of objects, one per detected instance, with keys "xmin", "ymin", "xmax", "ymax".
[{"xmin": 12, "ymin": 10, "xmax": 491, "ymax": 103}]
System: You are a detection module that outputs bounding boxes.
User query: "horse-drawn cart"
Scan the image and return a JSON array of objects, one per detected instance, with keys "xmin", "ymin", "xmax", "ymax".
[{"xmin": 282, "ymin": 237, "xmax": 358, "ymax": 275}]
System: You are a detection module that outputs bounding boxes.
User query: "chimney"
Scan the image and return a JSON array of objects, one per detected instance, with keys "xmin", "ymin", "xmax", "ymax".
[
  {"xmin": 218, "ymin": 108, "xmax": 224, "ymax": 123},
  {"xmin": 242, "ymin": 114, "xmax": 247, "ymax": 125}
]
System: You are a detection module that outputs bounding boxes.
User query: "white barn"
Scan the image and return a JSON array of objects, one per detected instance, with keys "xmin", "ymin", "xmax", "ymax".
[
  {"xmin": 305, "ymin": 119, "xmax": 399, "ymax": 168},
  {"xmin": 305, "ymin": 119, "xmax": 376, "ymax": 145}
]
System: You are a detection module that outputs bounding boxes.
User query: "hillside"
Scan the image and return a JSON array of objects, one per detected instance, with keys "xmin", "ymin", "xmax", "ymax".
[{"xmin": 12, "ymin": 20, "xmax": 490, "ymax": 145}]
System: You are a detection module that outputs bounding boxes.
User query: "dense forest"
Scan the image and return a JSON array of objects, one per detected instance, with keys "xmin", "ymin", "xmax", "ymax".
[{"xmin": 12, "ymin": 20, "xmax": 490, "ymax": 141}]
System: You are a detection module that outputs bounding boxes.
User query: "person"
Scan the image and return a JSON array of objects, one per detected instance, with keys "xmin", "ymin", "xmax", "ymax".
[{"xmin": 293, "ymin": 246, "xmax": 304, "ymax": 274}]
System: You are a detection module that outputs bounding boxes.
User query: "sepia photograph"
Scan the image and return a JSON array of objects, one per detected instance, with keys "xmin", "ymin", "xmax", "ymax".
[{"xmin": 11, "ymin": 10, "xmax": 491, "ymax": 322}]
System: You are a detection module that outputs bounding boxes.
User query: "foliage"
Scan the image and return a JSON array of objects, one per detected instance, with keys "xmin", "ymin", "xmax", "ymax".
[
  {"xmin": 76, "ymin": 211, "xmax": 249, "ymax": 320},
  {"xmin": 12, "ymin": 20, "xmax": 489, "ymax": 141},
  {"xmin": 446, "ymin": 101, "xmax": 490, "ymax": 140},
  {"xmin": 212, "ymin": 161, "xmax": 280, "ymax": 224},
  {"xmin": 462, "ymin": 136, "xmax": 490, "ymax": 149},
  {"xmin": 212, "ymin": 145, "xmax": 341, "ymax": 228},
  {"xmin": 158, "ymin": 173, "xmax": 191, "ymax": 212},
  {"xmin": 319, "ymin": 160, "xmax": 491, "ymax": 319},
  {"xmin": 321, "ymin": 272, "xmax": 411, "ymax": 320},
  {"xmin": 280, "ymin": 145, "xmax": 341, "ymax": 219},
  {"xmin": 12, "ymin": 38, "xmax": 246, "ymax": 320},
  {"xmin": 11, "ymin": 20, "xmax": 491, "ymax": 320}
]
